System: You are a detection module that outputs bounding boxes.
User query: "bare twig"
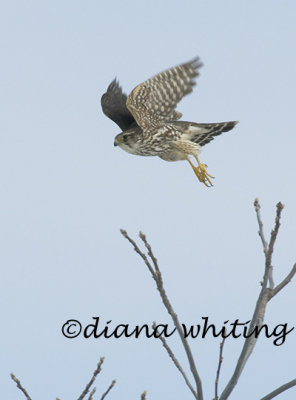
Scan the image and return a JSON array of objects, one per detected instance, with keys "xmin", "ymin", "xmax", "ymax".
[
  {"xmin": 219, "ymin": 200, "xmax": 295, "ymax": 400},
  {"xmin": 260, "ymin": 378, "xmax": 296, "ymax": 400},
  {"xmin": 270, "ymin": 263, "xmax": 296, "ymax": 299},
  {"xmin": 266, "ymin": 202, "xmax": 284, "ymax": 272},
  {"xmin": 10, "ymin": 374, "xmax": 32, "ymax": 400},
  {"xmin": 265, "ymin": 202, "xmax": 284, "ymax": 289},
  {"xmin": 214, "ymin": 338, "xmax": 226, "ymax": 400},
  {"xmin": 138, "ymin": 231, "xmax": 203, "ymax": 400},
  {"xmin": 88, "ymin": 387, "xmax": 96, "ymax": 400},
  {"xmin": 140, "ymin": 232, "xmax": 159, "ymax": 273},
  {"xmin": 141, "ymin": 391, "xmax": 147, "ymax": 400},
  {"xmin": 100, "ymin": 380, "xmax": 116, "ymax": 400},
  {"xmin": 121, "ymin": 229, "xmax": 203, "ymax": 400},
  {"xmin": 77, "ymin": 357, "xmax": 105, "ymax": 400},
  {"xmin": 120, "ymin": 230, "xmax": 156, "ymax": 278},
  {"xmin": 254, "ymin": 198, "xmax": 268, "ymax": 255},
  {"xmin": 152, "ymin": 322, "xmax": 197, "ymax": 398}
]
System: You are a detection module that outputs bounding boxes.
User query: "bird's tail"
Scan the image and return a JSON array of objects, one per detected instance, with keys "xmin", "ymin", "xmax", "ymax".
[{"xmin": 173, "ymin": 120, "xmax": 238, "ymax": 146}]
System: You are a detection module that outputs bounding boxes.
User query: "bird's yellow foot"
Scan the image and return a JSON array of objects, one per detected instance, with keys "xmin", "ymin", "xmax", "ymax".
[
  {"xmin": 187, "ymin": 157, "xmax": 214, "ymax": 187},
  {"xmin": 193, "ymin": 164, "xmax": 214, "ymax": 187}
]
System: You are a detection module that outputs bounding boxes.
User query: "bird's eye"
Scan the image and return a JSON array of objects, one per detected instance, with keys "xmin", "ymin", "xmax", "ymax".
[{"xmin": 122, "ymin": 134, "xmax": 128, "ymax": 141}]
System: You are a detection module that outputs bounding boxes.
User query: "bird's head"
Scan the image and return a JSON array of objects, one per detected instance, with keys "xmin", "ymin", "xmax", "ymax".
[{"xmin": 114, "ymin": 130, "xmax": 140, "ymax": 155}]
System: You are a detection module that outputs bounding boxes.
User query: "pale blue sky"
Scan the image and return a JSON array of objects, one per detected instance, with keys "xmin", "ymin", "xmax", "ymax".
[{"xmin": 1, "ymin": 1, "xmax": 296, "ymax": 399}]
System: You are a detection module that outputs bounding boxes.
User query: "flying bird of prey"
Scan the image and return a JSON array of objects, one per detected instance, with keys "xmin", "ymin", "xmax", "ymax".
[{"xmin": 101, "ymin": 57, "xmax": 238, "ymax": 186}]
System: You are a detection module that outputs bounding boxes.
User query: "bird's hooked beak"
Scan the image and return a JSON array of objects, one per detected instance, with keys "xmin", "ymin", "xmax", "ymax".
[{"xmin": 114, "ymin": 134, "xmax": 123, "ymax": 147}]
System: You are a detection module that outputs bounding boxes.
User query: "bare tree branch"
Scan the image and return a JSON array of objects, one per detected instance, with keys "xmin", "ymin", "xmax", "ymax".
[
  {"xmin": 11, "ymin": 358, "xmax": 116, "ymax": 400},
  {"xmin": 254, "ymin": 198, "xmax": 268, "ymax": 255},
  {"xmin": 77, "ymin": 357, "xmax": 105, "ymax": 400},
  {"xmin": 152, "ymin": 322, "xmax": 197, "ymax": 399},
  {"xmin": 260, "ymin": 378, "xmax": 296, "ymax": 400},
  {"xmin": 270, "ymin": 263, "xmax": 296, "ymax": 299},
  {"xmin": 121, "ymin": 229, "xmax": 203, "ymax": 400},
  {"xmin": 214, "ymin": 338, "xmax": 226, "ymax": 400},
  {"xmin": 88, "ymin": 387, "xmax": 96, "ymax": 400},
  {"xmin": 219, "ymin": 200, "xmax": 295, "ymax": 400},
  {"xmin": 10, "ymin": 374, "xmax": 32, "ymax": 400},
  {"xmin": 138, "ymin": 232, "xmax": 203, "ymax": 400},
  {"xmin": 10, "ymin": 201, "xmax": 295, "ymax": 400},
  {"xmin": 141, "ymin": 390, "xmax": 147, "ymax": 400},
  {"xmin": 266, "ymin": 202, "xmax": 284, "ymax": 274},
  {"xmin": 100, "ymin": 380, "xmax": 116, "ymax": 400},
  {"xmin": 265, "ymin": 202, "xmax": 284, "ymax": 289},
  {"xmin": 120, "ymin": 230, "xmax": 156, "ymax": 278}
]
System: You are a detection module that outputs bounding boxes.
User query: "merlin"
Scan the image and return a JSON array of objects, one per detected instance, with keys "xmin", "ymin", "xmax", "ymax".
[{"xmin": 101, "ymin": 57, "xmax": 238, "ymax": 186}]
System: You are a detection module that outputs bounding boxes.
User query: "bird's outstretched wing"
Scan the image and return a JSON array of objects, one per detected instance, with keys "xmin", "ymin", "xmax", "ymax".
[
  {"xmin": 172, "ymin": 120, "xmax": 239, "ymax": 146},
  {"xmin": 126, "ymin": 57, "xmax": 203, "ymax": 130},
  {"xmin": 101, "ymin": 79, "xmax": 136, "ymax": 131}
]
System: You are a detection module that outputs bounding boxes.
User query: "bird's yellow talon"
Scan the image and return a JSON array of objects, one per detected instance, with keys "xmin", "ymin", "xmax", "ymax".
[{"xmin": 186, "ymin": 156, "xmax": 214, "ymax": 187}]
